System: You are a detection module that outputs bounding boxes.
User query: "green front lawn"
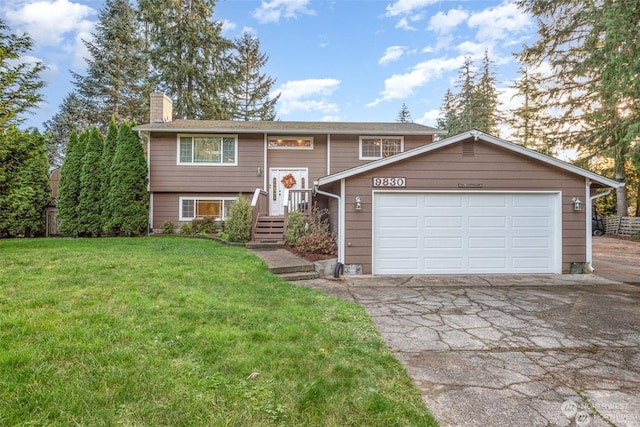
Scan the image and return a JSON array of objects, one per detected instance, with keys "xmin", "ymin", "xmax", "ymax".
[{"xmin": 0, "ymin": 237, "xmax": 437, "ymax": 426}]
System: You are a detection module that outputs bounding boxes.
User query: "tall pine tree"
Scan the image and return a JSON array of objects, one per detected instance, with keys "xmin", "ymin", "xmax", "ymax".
[
  {"xmin": 72, "ymin": 0, "xmax": 150, "ymax": 129},
  {"xmin": 57, "ymin": 131, "xmax": 87, "ymax": 236},
  {"xmin": 0, "ymin": 127, "xmax": 51, "ymax": 236},
  {"xmin": 101, "ymin": 119, "xmax": 119, "ymax": 233},
  {"xmin": 396, "ymin": 103, "xmax": 412, "ymax": 123},
  {"xmin": 517, "ymin": 0, "xmax": 640, "ymax": 215},
  {"xmin": 43, "ymin": 92, "xmax": 93, "ymax": 167},
  {"xmin": 229, "ymin": 31, "xmax": 279, "ymax": 121},
  {"xmin": 78, "ymin": 127, "xmax": 104, "ymax": 236},
  {"xmin": 139, "ymin": 0, "xmax": 234, "ymax": 120},
  {"xmin": 107, "ymin": 122, "xmax": 148, "ymax": 235}
]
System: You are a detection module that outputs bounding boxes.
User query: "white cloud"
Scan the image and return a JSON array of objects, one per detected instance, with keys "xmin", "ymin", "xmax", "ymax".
[
  {"xmin": 252, "ymin": 0, "xmax": 315, "ymax": 24},
  {"xmin": 385, "ymin": 0, "xmax": 439, "ymax": 17},
  {"xmin": 428, "ymin": 7, "xmax": 469, "ymax": 35},
  {"xmin": 274, "ymin": 78, "xmax": 341, "ymax": 116},
  {"xmin": 368, "ymin": 56, "xmax": 466, "ymax": 106},
  {"xmin": 415, "ymin": 108, "xmax": 440, "ymax": 126},
  {"xmin": 220, "ymin": 19, "xmax": 237, "ymax": 35},
  {"xmin": 395, "ymin": 17, "xmax": 416, "ymax": 31},
  {"xmin": 379, "ymin": 46, "xmax": 406, "ymax": 65},
  {"xmin": 5, "ymin": 0, "xmax": 96, "ymax": 46},
  {"xmin": 467, "ymin": 1, "xmax": 531, "ymax": 42}
]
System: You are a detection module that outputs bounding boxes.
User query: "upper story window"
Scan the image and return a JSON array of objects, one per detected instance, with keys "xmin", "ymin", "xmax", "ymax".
[
  {"xmin": 178, "ymin": 134, "xmax": 237, "ymax": 165},
  {"xmin": 268, "ymin": 136, "xmax": 313, "ymax": 149},
  {"xmin": 359, "ymin": 137, "xmax": 403, "ymax": 160}
]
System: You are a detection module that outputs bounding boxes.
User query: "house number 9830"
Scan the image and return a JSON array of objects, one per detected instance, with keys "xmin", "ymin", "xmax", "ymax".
[{"xmin": 373, "ymin": 177, "xmax": 406, "ymax": 187}]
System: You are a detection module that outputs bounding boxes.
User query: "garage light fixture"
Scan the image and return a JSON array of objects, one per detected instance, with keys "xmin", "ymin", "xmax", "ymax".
[
  {"xmin": 355, "ymin": 196, "xmax": 362, "ymax": 211},
  {"xmin": 572, "ymin": 197, "xmax": 583, "ymax": 212}
]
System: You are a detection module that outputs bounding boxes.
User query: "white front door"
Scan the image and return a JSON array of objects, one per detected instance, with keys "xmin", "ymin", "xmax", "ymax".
[{"xmin": 269, "ymin": 168, "xmax": 309, "ymax": 216}]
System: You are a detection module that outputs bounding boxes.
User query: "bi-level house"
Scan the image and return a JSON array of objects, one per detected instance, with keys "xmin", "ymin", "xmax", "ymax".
[{"xmin": 134, "ymin": 93, "xmax": 621, "ymax": 275}]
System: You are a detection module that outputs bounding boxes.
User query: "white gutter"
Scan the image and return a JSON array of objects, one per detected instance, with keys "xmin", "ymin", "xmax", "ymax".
[
  {"xmin": 585, "ymin": 179, "xmax": 614, "ymax": 272},
  {"xmin": 313, "ymin": 181, "xmax": 343, "ymax": 264}
]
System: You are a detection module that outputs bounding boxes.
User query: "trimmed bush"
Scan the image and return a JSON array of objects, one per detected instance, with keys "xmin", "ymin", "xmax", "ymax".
[
  {"xmin": 286, "ymin": 210, "xmax": 307, "ymax": 246},
  {"xmin": 225, "ymin": 195, "xmax": 252, "ymax": 243}
]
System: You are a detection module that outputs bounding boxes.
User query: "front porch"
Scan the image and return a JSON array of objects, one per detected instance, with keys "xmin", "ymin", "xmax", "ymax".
[{"xmin": 249, "ymin": 189, "xmax": 313, "ymax": 246}]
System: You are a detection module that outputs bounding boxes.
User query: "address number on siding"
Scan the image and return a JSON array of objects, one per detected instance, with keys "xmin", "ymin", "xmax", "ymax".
[{"xmin": 372, "ymin": 177, "xmax": 406, "ymax": 187}]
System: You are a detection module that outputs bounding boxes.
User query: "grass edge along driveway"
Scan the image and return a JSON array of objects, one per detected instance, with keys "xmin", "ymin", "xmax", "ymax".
[{"xmin": 0, "ymin": 237, "xmax": 437, "ymax": 426}]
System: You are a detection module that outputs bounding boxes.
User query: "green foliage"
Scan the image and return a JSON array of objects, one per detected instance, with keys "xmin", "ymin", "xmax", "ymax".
[
  {"xmin": 286, "ymin": 210, "xmax": 307, "ymax": 246},
  {"xmin": 106, "ymin": 122, "xmax": 148, "ymax": 235},
  {"xmin": 191, "ymin": 217, "xmax": 218, "ymax": 234},
  {"xmin": 78, "ymin": 128, "xmax": 104, "ymax": 236},
  {"xmin": 438, "ymin": 52, "xmax": 500, "ymax": 136},
  {"xmin": 101, "ymin": 119, "xmax": 119, "ymax": 233},
  {"xmin": 71, "ymin": 0, "xmax": 150, "ymax": 129},
  {"xmin": 139, "ymin": 0, "xmax": 235, "ymax": 120},
  {"xmin": 292, "ymin": 207, "xmax": 337, "ymax": 256},
  {"xmin": 0, "ymin": 19, "xmax": 45, "ymax": 130},
  {"xmin": 0, "ymin": 127, "xmax": 51, "ymax": 236},
  {"xmin": 225, "ymin": 195, "xmax": 252, "ymax": 243},
  {"xmin": 396, "ymin": 103, "xmax": 412, "ymax": 123},
  {"xmin": 229, "ymin": 31, "xmax": 279, "ymax": 121},
  {"xmin": 57, "ymin": 131, "xmax": 88, "ymax": 236},
  {"xmin": 178, "ymin": 222, "xmax": 193, "ymax": 235},
  {"xmin": 161, "ymin": 220, "xmax": 174, "ymax": 234}
]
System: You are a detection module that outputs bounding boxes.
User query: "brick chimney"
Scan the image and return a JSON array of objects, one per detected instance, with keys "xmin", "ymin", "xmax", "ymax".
[{"xmin": 149, "ymin": 93, "xmax": 173, "ymax": 123}]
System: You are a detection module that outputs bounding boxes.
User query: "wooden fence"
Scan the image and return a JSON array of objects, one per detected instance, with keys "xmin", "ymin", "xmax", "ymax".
[{"xmin": 602, "ymin": 216, "xmax": 640, "ymax": 236}]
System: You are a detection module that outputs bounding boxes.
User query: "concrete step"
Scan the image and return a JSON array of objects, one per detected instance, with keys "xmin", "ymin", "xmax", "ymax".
[
  {"xmin": 277, "ymin": 271, "xmax": 320, "ymax": 281},
  {"xmin": 246, "ymin": 241, "xmax": 285, "ymax": 249},
  {"xmin": 269, "ymin": 262, "xmax": 315, "ymax": 275}
]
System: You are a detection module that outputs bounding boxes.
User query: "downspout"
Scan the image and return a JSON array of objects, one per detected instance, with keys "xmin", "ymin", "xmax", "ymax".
[
  {"xmin": 585, "ymin": 178, "xmax": 613, "ymax": 272},
  {"xmin": 313, "ymin": 181, "xmax": 344, "ymax": 274}
]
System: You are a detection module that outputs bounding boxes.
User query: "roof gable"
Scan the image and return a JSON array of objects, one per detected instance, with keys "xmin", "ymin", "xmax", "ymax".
[{"xmin": 316, "ymin": 130, "xmax": 623, "ymax": 189}]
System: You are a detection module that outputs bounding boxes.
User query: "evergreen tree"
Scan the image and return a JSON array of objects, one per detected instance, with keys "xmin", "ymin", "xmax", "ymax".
[
  {"xmin": 139, "ymin": 0, "xmax": 235, "ymax": 120},
  {"xmin": 78, "ymin": 128, "xmax": 104, "ymax": 236},
  {"xmin": 107, "ymin": 122, "xmax": 148, "ymax": 235},
  {"xmin": 0, "ymin": 127, "xmax": 51, "ymax": 236},
  {"xmin": 437, "ymin": 89, "xmax": 459, "ymax": 135},
  {"xmin": 517, "ymin": 0, "xmax": 640, "ymax": 215},
  {"xmin": 0, "ymin": 19, "xmax": 45, "ymax": 130},
  {"xmin": 57, "ymin": 131, "xmax": 87, "ymax": 236},
  {"xmin": 437, "ymin": 54, "xmax": 501, "ymax": 136},
  {"xmin": 396, "ymin": 103, "xmax": 412, "ymax": 123},
  {"xmin": 71, "ymin": 0, "xmax": 150, "ymax": 129},
  {"xmin": 43, "ymin": 92, "xmax": 92, "ymax": 168},
  {"xmin": 101, "ymin": 119, "xmax": 119, "ymax": 233},
  {"xmin": 475, "ymin": 50, "xmax": 500, "ymax": 135},
  {"xmin": 229, "ymin": 31, "xmax": 279, "ymax": 121}
]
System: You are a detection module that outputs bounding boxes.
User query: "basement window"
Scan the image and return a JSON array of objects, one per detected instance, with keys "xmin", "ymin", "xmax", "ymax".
[{"xmin": 179, "ymin": 197, "xmax": 236, "ymax": 221}]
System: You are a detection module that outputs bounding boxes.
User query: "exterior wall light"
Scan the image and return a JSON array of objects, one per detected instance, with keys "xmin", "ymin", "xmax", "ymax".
[
  {"xmin": 572, "ymin": 197, "xmax": 583, "ymax": 212},
  {"xmin": 257, "ymin": 167, "xmax": 262, "ymax": 176},
  {"xmin": 355, "ymin": 196, "xmax": 362, "ymax": 211}
]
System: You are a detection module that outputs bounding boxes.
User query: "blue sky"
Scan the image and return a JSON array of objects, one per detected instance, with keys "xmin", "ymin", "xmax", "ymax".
[{"xmin": 2, "ymin": 0, "xmax": 536, "ymax": 132}]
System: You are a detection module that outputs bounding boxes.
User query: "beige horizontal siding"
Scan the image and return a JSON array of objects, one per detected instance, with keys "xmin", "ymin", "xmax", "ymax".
[
  {"xmin": 340, "ymin": 139, "xmax": 587, "ymax": 274},
  {"xmin": 149, "ymin": 132, "xmax": 264, "ymax": 192},
  {"xmin": 330, "ymin": 134, "xmax": 434, "ymax": 175}
]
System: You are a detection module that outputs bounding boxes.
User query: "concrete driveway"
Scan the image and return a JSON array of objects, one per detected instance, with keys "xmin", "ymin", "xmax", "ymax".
[{"xmin": 296, "ymin": 238, "xmax": 640, "ymax": 426}]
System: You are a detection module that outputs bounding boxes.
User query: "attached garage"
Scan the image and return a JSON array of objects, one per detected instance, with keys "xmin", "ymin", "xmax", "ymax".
[
  {"xmin": 373, "ymin": 192, "xmax": 561, "ymax": 274},
  {"xmin": 315, "ymin": 130, "xmax": 623, "ymax": 276}
]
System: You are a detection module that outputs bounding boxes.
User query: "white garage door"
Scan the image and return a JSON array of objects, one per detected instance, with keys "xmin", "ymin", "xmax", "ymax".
[{"xmin": 373, "ymin": 192, "xmax": 561, "ymax": 275}]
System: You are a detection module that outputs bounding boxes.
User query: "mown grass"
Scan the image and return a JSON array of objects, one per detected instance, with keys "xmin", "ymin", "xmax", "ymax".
[{"xmin": 0, "ymin": 237, "xmax": 437, "ymax": 426}]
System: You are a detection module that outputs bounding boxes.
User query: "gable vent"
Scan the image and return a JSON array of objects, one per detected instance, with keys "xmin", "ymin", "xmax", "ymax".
[{"xmin": 462, "ymin": 141, "xmax": 475, "ymax": 157}]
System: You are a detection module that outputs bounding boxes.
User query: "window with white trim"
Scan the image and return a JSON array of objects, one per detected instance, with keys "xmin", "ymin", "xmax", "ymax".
[
  {"xmin": 359, "ymin": 137, "xmax": 403, "ymax": 160},
  {"xmin": 179, "ymin": 197, "xmax": 236, "ymax": 220},
  {"xmin": 268, "ymin": 136, "xmax": 313, "ymax": 149},
  {"xmin": 178, "ymin": 135, "xmax": 237, "ymax": 165}
]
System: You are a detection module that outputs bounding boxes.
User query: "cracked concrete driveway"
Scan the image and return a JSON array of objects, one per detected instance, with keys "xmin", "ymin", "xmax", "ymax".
[{"xmin": 296, "ymin": 238, "xmax": 640, "ymax": 427}]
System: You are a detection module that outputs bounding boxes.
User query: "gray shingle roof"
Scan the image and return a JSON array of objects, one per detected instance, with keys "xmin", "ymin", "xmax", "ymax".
[{"xmin": 133, "ymin": 120, "xmax": 445, "ymax": 135}]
